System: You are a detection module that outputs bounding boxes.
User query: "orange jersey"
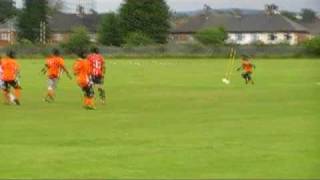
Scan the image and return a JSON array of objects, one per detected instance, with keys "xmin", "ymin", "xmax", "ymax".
[
  {"xmin": 46, "ymin": 56, "xmax": 65, "ymax": 78},
  {"xmin": 73, "ymin": 59, "xmax": 91, "ymax": 87},
  {"xmin": 242, "ymin": 61, "xmax": 254, "ymax": 73},
  {"xmin": 1, "ymin": 57, "xmax": 19, "ymax": 81},
  {"xmin": 87, "ymin": 53, "xmax": 105, "ymax": 76}
]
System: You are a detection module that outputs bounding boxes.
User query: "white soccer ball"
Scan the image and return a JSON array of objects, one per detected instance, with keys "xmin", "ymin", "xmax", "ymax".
[{"xmin": 222, "ymin": 78, "xmax": 230, "ymax": 85}]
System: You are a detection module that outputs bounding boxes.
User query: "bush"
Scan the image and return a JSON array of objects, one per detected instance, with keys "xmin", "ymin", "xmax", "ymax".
[
  {"xmin": 124, "ymin": 32, "xmax": 154, "ymax": 47},
  {"xmin": 61, "ymin": 26, "xmax": 92, "ymax": 54},
  {"xmin": 194, "ymin": 27, "xmax": 228, "ymax": 45},
  {"xmin": 304, "ymin": 36, "xmax": 320, "ymax": 56}
]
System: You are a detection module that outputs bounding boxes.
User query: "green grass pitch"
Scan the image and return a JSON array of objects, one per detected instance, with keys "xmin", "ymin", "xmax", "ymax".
[{"xmin": 1, "ymin": 59, "xmax": 320, "ymax": 178}]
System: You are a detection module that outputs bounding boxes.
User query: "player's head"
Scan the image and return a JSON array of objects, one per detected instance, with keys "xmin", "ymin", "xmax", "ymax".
[
  {"xmin": 241, "ymin": 54, "xmax": 249, "ymax": 61},
  {"xmin": 52, "ymin": 48, "xmax": 61, "ymax": 56},
  {"xmin": 6, "ymin": 50, "xmax": 16, "ymax": 59},
  {"xmin": 77, "ymin": 50, "xmax": 87, "ymax": 59},
  {"xmin": 90, "ymin": 47, "xmax": 100, "ymax": 54}
]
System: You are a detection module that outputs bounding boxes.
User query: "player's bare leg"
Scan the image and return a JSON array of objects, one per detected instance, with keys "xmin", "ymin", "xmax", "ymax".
[
  {"xmin": 2, "ymin": 90, "xmax": 10, "ymax": 104},
  {"xmin": 44, "ymin": 89, "xmax": 55, "ymax": 103},
  {"xmin": 96, "ymin": 84, "xmax": 106, "ymax": 104},
  {"xmin": 44, "ymin": 79, "xmax": 57, "ymax": 103},
  {"xmin": 13, "ymin": 88, "xmax": 21, "ymax": 105}
]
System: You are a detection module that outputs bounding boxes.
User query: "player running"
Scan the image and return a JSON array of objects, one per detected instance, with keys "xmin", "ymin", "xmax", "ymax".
[
  {"xmin": 87, "ymin": 47, "xmax": 106, "ymax": 104},
  {"xmin": 73, "ymin": 51, "xmax": 95, "ymax": 110},
  {"xmin": 0, "ymin": 56, "xmax": 15, "ymax": 103},
  {"xmin": 41, "ymin": 49, "xmax": 72, "ymax": 103},
  {"xmin": 1, "ymin": 50, "xmax": 22, "ymax": 105},
  {"xmin": 237, "ymin": 55, "xmax": 256, "ymax": 85}
]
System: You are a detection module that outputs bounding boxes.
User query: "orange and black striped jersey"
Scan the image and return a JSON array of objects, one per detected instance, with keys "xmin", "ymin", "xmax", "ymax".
[
  {"xmin": 1, "ymin": 57, "xmax": 20, "ymax": 81},
  {"xmin": 46, "ymin": 56, "xmax": 65, "ymax": 78},
  {"xmin": 73, "ymin": 59, "xmax": 92, "ymax": 87},
  {"xmin": 241, "ymin": 61, "xmax": 255, "ymax": 73}
]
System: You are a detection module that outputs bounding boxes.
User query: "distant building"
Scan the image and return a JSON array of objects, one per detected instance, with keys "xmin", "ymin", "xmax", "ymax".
[
  {"xmin": 0, "ymin": 19, "xmax": 16, "ymax": 46},
  {"xmin": 299, "ymin": 18, "xmax": 320, "ymax": 36},
  {"xmin": 48, "ymin": 11, "xmax": 101, "ymax": 43},
  {"xmin": 171, "ymin": 11, "xmax": 310, "ymax": 45}
]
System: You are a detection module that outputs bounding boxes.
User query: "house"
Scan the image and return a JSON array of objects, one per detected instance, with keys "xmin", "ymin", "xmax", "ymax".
[
  {"xmin": 0, "ymin": 12, "xmax": 101, "ymax": 46},
  {"xmin": 171, "ymin": 10, "xmax": 310, "ymax": 45},
  {"xmin": 0, "ymin": 19, "xmax": 16, "ymax": 46},
  {"xmin": 298, "ymin": 18, "xmax": 320, "ymax": 36},
  {"xmin": 48, "ymin": 12, "xmax": 101, "ymax": 43}
]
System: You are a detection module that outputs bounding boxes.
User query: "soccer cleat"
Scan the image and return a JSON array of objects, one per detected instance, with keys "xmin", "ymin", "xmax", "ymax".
[
  {"xmin": 83, "ymin": 105, "xmax": 96, "ymax": 110},
  {"xmin": 14, "ymin": 99, "xmax": 21, "ymax": 106}
]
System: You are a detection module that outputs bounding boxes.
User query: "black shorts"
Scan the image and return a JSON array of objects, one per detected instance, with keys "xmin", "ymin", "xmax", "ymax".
[
  {"xmin": 242, "ymin": 72, "xmax": 252, "ymax": 80},
  {"xmin": 92, "ymin": 76, "xmax": 104, "ymax": 85},
  {"xmin": 82, "ymin": 85, "xmax": 95, "ymax": 98},
  {"xmin": 3, "ymin": 80, "xmax": 21, "ymax": 91}
]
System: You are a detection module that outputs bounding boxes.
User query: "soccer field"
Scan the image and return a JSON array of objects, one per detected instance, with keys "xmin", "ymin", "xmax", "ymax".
[{"xmin": 1, "ymin": 59, "xmax": 320, "ymax": 178}]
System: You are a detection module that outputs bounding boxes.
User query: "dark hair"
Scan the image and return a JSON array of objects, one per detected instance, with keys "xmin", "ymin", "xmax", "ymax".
[
  {"xmin": 241, "ymin": 54, "xmax": 250, "ymax": 60},
  {"xmin": 77, "ymin": 50, "xmax": 87, "ymax": 59},
  {"xmin": 6, "ymin": 50, "xmax": 16, "ymax": 58},
  {"xmin": 90, "ymin": 47, "xmax": 99, "ymax": 54},
  {"xmin": 52, "ymin": 48, "xmax": 60, "ymax": 56}
]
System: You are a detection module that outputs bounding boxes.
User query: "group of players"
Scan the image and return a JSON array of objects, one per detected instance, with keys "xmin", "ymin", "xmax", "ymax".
[
  {"xmin": 0, "ymin": 48, "xmax": 255, "ymax": 110},
  {"xmin": 0, "ymin": 48, "xmax": 106, "ymax": 110}
]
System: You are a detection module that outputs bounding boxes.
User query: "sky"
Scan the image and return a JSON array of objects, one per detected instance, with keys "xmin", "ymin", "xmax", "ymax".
[{"xmin": 15, "ymin": 0, "xmax": 320, "ymax": 12}]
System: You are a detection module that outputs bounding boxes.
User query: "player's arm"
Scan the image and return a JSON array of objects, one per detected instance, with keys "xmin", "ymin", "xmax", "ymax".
[
  {"xmin": 16, "ymin": 63, "xmax": 21, "ymax": 79},
  {"xmin": 102, "ymin": 59, "xmax": 106, "ymax": 76},
  {"xmin": 61, "ymin": 65, "xmax": 72, "ymax": 79},
  {"xmin": 41, "ymin": 64, "xmax": 49, "ymax": 74}
]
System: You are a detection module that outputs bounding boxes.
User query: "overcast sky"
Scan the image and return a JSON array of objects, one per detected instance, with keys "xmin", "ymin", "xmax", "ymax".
[{"xmin": 15, "ymin": 0, "xmax": 320, "ymax": 12}]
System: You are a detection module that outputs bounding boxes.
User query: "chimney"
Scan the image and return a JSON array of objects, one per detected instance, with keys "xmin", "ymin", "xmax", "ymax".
[{"xmin": 265, "ymin": 4, "xmax": 280, "ymax": 15}]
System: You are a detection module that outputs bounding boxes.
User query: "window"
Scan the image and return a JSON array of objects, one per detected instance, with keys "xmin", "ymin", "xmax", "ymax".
[
  {"xmin": 269, "ymin": 33, "xmax": 277, "ymax": 41},
  {"xmin": 1, "ymin": 33, "xmax": 4, "ymax": 40},
  {"xmin": 236, "ymin": 34, "xmax": 244, "ymax": 41},
  {"xmin": 252, "ymin": 34, "xmax": 259, "ymax": 42},
  {"xmin": 285, "ymin": 33, "xmax": 292, "ymax": 40}
]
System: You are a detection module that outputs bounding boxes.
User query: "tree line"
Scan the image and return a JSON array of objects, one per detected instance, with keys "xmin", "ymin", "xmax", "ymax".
[
  {"xmin": 0, "ymin": 0, "xmax": 171, "ymax": 47},
  {"xmin": 0, "ymin": 0, "xmax": 319, "ymax": 56}
]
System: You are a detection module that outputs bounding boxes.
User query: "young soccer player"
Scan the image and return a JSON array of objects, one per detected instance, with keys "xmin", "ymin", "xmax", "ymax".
[
  {"xmin": 0, "ymin": 56, "xmax": 15, "ymax": 103},
  {"xmin": 237, "ymin": 55, "xmax": 256, "ymax": 85},
  {"xmin": 0, "ymin": 56, "xmax": 4, "ymax": 90},
  {"xmin": 87, "ymin": 47, "xmax": 106, "ymax": 104},
  {"xmin": 73, "ymin": 51, "xmax": 95, "ymax": 110},
  {"xmin": 1, "ymin": 50, "xmax": 21, "ymax": 105},
  {"xmin": 42, "ymin": 49, "xmax": 71, "ymax": 103}
]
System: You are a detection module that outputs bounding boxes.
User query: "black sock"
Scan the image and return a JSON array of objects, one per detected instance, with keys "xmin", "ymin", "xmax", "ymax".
[{"xmin": 98, "ymin": 88, "xmax": 106, "ymax": 100}]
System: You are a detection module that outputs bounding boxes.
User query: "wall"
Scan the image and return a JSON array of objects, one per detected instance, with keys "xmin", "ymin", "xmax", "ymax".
[
  {"xmin": 171, "ymin": 32, "xmax": 309, "ymax": 45},
  {"xmin": 228, "ymin": 32, "xmax": 299, "ymax": 45}
]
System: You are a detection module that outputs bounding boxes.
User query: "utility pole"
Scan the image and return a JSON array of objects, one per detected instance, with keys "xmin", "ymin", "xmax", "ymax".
[{"xmin": 40, "ymin": 21, "xmax": 46, "ymax": 45}]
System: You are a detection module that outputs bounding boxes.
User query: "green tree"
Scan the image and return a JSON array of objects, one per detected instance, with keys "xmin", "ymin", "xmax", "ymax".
[
  {"xmin": 62, "ymin": 26, "xmax": 91, "ymax": 54},
  {"xmin": 124, "ymin": 32, "xmax": 154, "ymax": 47},
  {"xmin": 0, "ymin": 0, "xmax": 16, "ymax": 23},
  {"xmin": 17, "ymin": 0, "xmax": 49, "ymax": 43},
  {"xmin": 194, "ymin": 27, "xmax": 228, "ymax": 45},
  {"xmin": 281, "ymin": 11, "xmax": 298, "ymax": 21},
  {"xmin": 119, "ymin": 0, "xmax": 170, "ymax": 44},
  {"xmin": 98, "ymin": 13, "xmax": 122, "ymax": 46},
  {"xmin": 301, "ymin": 9, "xmax": 316, "ymax": 22},
  {"xmin": 304, "ymin": 36, "xmax": 320, "ymax": 56}
]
